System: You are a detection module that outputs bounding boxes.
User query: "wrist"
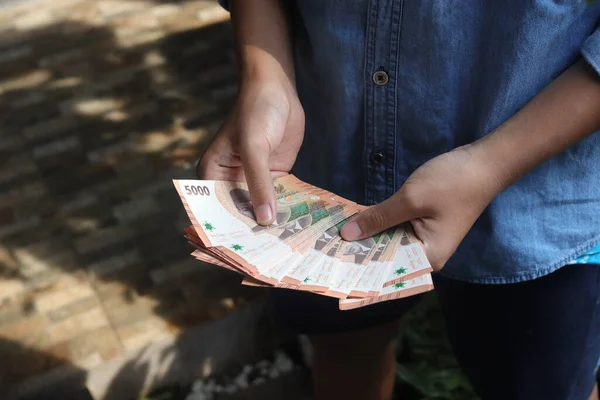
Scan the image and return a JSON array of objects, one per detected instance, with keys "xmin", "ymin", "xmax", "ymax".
[
  {"xmin": 238, "ymin": 56, "xmax": 298, "ymax": 105},
  {"xmin": 239, "ymin": 57, "xmax": 295, "ymax": 91},
  {"xmin": 461, "ymin": 141, "xmax": 511, "ymax": 199}
]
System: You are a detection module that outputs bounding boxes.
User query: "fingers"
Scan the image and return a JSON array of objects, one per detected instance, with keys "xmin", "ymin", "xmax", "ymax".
[
  {"xmin": 239, "ymin": 135, "xmax": 276, "ymax": 225},
  {"xmin": 340, "ymin": 190, "xmax": 419, "ymax": 240},
  {"xmin": 196, "ymin": 123, "xmax": 232, "ymax": 180}
]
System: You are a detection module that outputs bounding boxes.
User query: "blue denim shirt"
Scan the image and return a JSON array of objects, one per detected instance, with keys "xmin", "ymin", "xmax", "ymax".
[{"xmin": 220, "ymin": 0, "xmax": 600, "ymax": 283}]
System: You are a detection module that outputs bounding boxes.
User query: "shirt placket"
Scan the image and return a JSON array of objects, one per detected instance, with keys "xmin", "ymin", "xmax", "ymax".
[{"xmin": 364, "ymin": 0, "xmax": 403, "ymax": 205}]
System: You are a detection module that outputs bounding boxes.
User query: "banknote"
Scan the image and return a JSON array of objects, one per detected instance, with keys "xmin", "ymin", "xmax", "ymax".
[
  {"xmin": 174, "ymin": 175, "xmax": 359, "ymax": 278},
  {"xmin": 339, "ymin": 274, "xmax": 434, "ymax": 310},
  {"xmin": 173, "ymin": 175, "xmax": 434, "ymax": 309}
]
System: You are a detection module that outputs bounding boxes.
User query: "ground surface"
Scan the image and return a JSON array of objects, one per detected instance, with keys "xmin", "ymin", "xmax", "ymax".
[{"xmin": 0, "ymin": 0, "xmax": 266, "ymax": 388}]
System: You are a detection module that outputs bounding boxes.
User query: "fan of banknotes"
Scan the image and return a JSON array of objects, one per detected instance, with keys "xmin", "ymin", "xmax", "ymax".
[{"xmin": 173, "ymin": 175, "xmax": 434, "ymax": 310}]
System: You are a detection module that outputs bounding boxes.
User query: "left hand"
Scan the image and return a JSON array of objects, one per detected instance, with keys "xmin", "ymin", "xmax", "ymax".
[{"xmin": 340, "ymin": 145, "xmax": 504, "ymax": 271}]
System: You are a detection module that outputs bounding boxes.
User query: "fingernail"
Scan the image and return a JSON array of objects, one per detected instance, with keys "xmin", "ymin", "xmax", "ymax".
[
  {"xmin": 255, "ymin": 204, "xmax": 272, "ymax": 225},
  {"xmin": 341, "ymin": 221, "xmax": 362, "ymax": 240}
]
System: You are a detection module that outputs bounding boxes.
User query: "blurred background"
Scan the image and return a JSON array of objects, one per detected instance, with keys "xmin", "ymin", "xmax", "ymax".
[{"xmin": 0, "ymin": 0, "xmax": 476, "ymax": 399}]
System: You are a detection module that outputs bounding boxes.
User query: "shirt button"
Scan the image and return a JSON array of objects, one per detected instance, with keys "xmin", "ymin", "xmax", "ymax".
[
  {"xmin": 371, "ymin": 150, "xmax": 385, "ymax": 165},
  {"xmin": 372, "ymin": 70, "xmax": 389, "ymax": 86}
]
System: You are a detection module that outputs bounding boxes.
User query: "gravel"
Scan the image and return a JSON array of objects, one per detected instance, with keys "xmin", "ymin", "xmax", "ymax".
[{"xmin": 185, "ymin": 351, "xmax": 297, "ymax": 400}]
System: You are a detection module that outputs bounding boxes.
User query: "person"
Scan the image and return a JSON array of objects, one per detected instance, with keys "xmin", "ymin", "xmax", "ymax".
[{"xmin": 196, "ymin": 1, "xmax": 600, "ymax": 399}]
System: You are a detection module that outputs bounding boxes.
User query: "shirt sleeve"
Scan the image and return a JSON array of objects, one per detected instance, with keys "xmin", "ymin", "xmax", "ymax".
[
  {"xmin": 218, "ymin": 0, "xmax": 230, "ymax": 11},
  {"xmin": 582, "ymin": 26, "xmax": 600, "ymax": 75}
]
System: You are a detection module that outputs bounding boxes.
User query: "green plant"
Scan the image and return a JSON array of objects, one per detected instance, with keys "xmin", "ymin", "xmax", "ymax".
[{"xmin": 395, "ymin": 293, "xmax": 479, "ymax": 400}]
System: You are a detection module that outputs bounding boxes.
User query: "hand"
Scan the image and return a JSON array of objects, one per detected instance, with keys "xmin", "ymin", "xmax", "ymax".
[
  {"xmin": 197, "ymin": 76, "xmax": 305, "ymax": 225},
  {"xmin": 340, "ymin": 146, "xmax": 503, "ymax": 271}
]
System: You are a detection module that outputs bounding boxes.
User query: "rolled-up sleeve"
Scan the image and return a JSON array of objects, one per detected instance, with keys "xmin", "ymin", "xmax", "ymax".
[{"xmin": 582, "ymin": 27, "xmax": 600, "ymax": 75}]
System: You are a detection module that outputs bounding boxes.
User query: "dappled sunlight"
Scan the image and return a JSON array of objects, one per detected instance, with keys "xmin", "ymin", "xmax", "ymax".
[
  {"xmin": 0, "ymin": 0, "xmax": 266, "ymax": 396},
  {"xmin": 72, "ymin": 97, "xmax": 126, "ymax": 117}
]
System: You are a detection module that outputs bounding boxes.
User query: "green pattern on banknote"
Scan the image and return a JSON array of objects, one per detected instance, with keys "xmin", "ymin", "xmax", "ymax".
[
  {"xmin": 376, "ymin": 228, "xmax": 394, "ymax": 242},
  {"xmin": 231, "ymin": 244, "xmax": 244, "ymax": 251},
  {"xmin": 303, "ymin": 277, "xmax": 311, "ymax": 283},
  {"xmin": 394, "ymin": 267, "xmax": 407, "ymax": 275},
  {"xmin": 289, "ymin": 202, "xmax": 310, "ymax": 221},
  {"xmin": 203, "ymin": 222, "xmax": 214, "ymax": 231},
  {"xmin": 394, "ymin": 282, "xmax": 406, "ymax": 289},
  {"xmin": 311, "ymin": 208, "xmax": 330, "ymax": 225},
  {"xmin": 335, "ymin": 217, "xmax": 351, "ymax": 232}
]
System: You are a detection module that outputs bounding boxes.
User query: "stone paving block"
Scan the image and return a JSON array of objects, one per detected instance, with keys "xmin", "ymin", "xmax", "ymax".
[
  {"xmin": 39, "ymin": 47, "xmax": 86, "ymax": 68},
  {"xmin": 32, "ymin": 135, "xmax": 81, "ymax": 159},
  {"xmin": 14, "ymin": 10, "xmax": 53, "ymax": 30},
  {"xmin": 14, "ymin": 250, "xmax": 78, "ymax": 279},
  {"xmin": 56, "ymin": 193, "xmax": 99, "ymax": 217},
  {"xmin": 47, "ymin": 296, "xmax": 100, "ymax": 323},
  {"xmin": 149, "ymin": 257, "xmax": 207, "ymax": 286},
  {"xmin": 0, "ymin": 216, "xmax": 41, "ymax": 240},
  {"xmin": 46, "ymin": 76, "xmax": 83, "ymax": 90},
  {"xmin": 0, "ymin": 245, "xmax": 19, "ymax": 270},
  {"xmin": 102, "ymin": 292, "xmax": 159, "ymax": 329},
  {"xmin": 117, "ymin": 28, "xmax": 165, "ymax": 49},
  {"xmin": 0, "ymin": 301, "xmax": 30, "ymax": 326},
  {"xmin": 109, "ymin": 9, "xmax": 160, "ymax": 32},
  {"xmin": 46, "ymin": 307, "xmax": 110, "ymax": 345},
  {"xmin": 113, "ymin": 156, "xmax": 155, "ymax": 184},
  {"xmin": 11, "ymin": 91, "xmax": 47, "ymax": 109},
  {"xmin": 74, "ymin": 225, "xmax": 135, "ymax": 255},
  {"xmin": 0, "ymin": 135, "xmax": 25, "ymax": 153},
  {"xmin": 0, "ymin": 313, "xmax": 49, "ymax": 342},
  {"xmin": 24, "ymin": 270, "xmax": 65, "ymax": 292},
  {"xmin": 62, "ymin": 206, "xmax": 117, "ymax": 236},
  {"xmin": 51, "ymin": 2, "xmax": 103, "ymax": 26},
  {"xmin": 0, "ymin": 156, "xmax": 37, "ymax": 186},
  {"xmin": 0, "ymin": 27, "xmax": 23, "ymax": 49},
  {"xmin": 61, "ymin": 96, "xmax": 125, "ymax": 117},
  {"xmin": 116, "ymin": 317, "xmax": 172, "ymax": 353},
  {"xmin": 113, "ymin": 197, "xmax": 160, "ymax": 223},
  {"xmin": 67, "ymin": 326, "xmax": 122, "ymax": 365},
  {"xmin": 130, "ymin": 180, "xmax": 175, "ymax": 198},
  {"xmin": 0, "ymin": 68, "xmax": 52, "ymax": 91},
  {"xmin": 97, "ymin": 0, "xmax": 151, "ymax": 21},
  {"xmin": 23, "ymin": 115, "xmax": 79, "ymax": 142},
  {"xmin": 137, "ymin": 239, "xmax": 191, "ymax": 271},
  {"xmin": 3, "ymin": 99, "xmax": 60, "ymax": 128},
  {"xmin": 0, "ymin": 207, "xmax": 15, "ymax": 228},
  {"xmin": 0, "ymin": 278, "xmax": 26, "ymax": 302},
  {"xmin": 91, "ymin": 279, "xmax": 131, "ymax": 303},
  {"xmin": 0, "ymin": 181, "xmax": 47, "ymax": 209},
  {"xmin": 196, "ymin": 4, "xmax": 229, "ymax": 24},
  {"xmin": 151, "ymin": 3, "xmax": 181, "ymax": 19},
  {"xmin": 86, "ymin": 138, "xmax": 133, "ymax": 164},
  {"xmin": 0, "ymin": 46, "xmax": 33, "ymax": 64},
  {"xmin": 88, "ymin": 249, "xmax": 141, "ymax": 277},
  {"xmin": 34, "ymin": 278, "xmax": 96, "ymax": 314},
  {"xmin": 44, "ymin": 164, "xmax": 117, "ymax": 196}
]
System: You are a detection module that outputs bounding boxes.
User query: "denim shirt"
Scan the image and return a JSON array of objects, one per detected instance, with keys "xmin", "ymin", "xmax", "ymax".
[{"xmin": 220, "ymin": 0, "xmax": 600, "ymax": 283}]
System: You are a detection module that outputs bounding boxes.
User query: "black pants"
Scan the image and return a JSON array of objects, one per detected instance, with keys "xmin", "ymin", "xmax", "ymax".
[{"xmin": 270, "ymin": 264, "xmax": 600, "ymax": 400}]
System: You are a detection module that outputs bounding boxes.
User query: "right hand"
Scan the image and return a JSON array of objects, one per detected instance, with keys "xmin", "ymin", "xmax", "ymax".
[{"xmin": 196, "ymin": 76, "xmax": 305, "ymax": 225}]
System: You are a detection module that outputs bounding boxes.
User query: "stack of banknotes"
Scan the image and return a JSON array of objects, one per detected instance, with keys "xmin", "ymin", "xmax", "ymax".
[{"xmin": 173, "ymin": 175, "xmax": 434, "ymax": 310}]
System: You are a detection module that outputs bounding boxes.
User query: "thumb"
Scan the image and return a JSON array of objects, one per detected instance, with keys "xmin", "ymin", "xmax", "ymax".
[
  {"xmin": 340, "ymin": 194, "xmax": 417, "ymax": 240},
  {"xmin": 239, "ymin": 135, "xmax": 276, "ymax": 226}
]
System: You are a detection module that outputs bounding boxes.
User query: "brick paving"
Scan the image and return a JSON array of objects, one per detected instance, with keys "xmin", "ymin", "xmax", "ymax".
[{"xmin": 0, "ymin": 0, "xmax": 263, "ymax": 387}]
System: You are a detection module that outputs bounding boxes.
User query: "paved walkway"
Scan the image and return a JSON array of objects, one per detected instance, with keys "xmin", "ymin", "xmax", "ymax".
[{"xmin": 0, "ymin": 0, "xmax": 263, "ymax": 387}]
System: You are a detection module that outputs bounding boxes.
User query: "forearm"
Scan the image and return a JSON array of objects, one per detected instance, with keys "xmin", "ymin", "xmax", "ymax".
[
  {"xmin": 472, "ymin": 60, "xmax": 600, "ymax": 191},
  {"xmin": 229, "ymin": 0, "xmax": 295, "ymax": 88}
]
